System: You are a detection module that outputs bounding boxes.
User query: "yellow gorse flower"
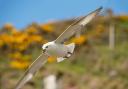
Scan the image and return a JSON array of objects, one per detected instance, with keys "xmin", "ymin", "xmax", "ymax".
[
  {"xmin": 70, "ymin": 35, "xmax": 87, "ymax": 45},
  {"xmin": 14, "ymin": 33, "xmax": 28, "ymax": 44},
  {"xmin": 26, "ymin": 27, "xmax": 38, "ymax": 34},
  {"xmin": 29, "ymin": 35, "xmax": 43, "ymax": 43},
  {"xmin": 40, "ymin": 23, "xmax": 54, "ymax": 32},
  {"xmin": 9, "ymin": 52, "xmax": 22, "ymax": 60},
  {"xmin": 3, "ymin": 23, "xmax": 14, "ymax": 30},
  {"xmin": 48, "ymin": 56, "xmax": 57, "ymax": 63},
  {"xmin": 9, "ymin": 52, "xmax": 31, "ymax": 61},
  {"xmin": 10, "ymin": 61, "xmax": 30, "ymax": 69},
  {"xmin": 0, "ymin": 34, "xmax": 13, "ymax": 44},
  {"xmin": 17, "ymin": 43, "xmax": 28, "ymax": 51}
]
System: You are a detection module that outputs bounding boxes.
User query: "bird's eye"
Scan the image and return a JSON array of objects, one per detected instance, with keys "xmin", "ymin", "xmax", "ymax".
[{"xmin": 46, "ymin": 46, "xmax": 48, "ymax": 48}]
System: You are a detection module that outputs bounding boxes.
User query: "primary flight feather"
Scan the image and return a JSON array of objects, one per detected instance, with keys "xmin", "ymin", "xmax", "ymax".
[
  {"xmin": 55, "ymin": 7, "xmax": 102, "ymax": 44},
  {"xmin": 15, "ymin": 7, "xmax": 102, "ymax": 89}
]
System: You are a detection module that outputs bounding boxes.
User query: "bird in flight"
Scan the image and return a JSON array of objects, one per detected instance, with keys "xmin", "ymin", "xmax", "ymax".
[{"xmin": 15, "ymin": 7, "xmax": 102, "ymax": 89}]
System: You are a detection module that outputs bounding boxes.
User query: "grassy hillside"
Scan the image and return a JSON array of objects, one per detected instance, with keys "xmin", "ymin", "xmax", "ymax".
[{"xmin": 0, "ymin": 14, "xmax": 128, "ymax": 89}]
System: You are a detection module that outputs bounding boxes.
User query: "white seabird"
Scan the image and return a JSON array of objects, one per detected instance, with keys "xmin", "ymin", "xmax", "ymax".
[{"xmin": 15, "ymin": 7, "xmax": 102, "ymax": 89}]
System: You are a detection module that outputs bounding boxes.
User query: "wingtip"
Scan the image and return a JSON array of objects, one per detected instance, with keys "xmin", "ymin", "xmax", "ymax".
[
  {"xmin": 97, "ymin": 6, "xmax": 103, "ymax": 12},
  {"xmin": 14, "ymin": 73, "xmax": 33, "ymax": 89}
]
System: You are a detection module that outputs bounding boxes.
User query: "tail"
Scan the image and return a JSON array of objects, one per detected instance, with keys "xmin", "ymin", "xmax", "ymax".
[
  {"xmin": 66, "ymin": 43, "xmax": 75, "ymax": 53},
  {"xmin": 57, "ymin": 57, "xmax": 66, "ymax": 62},
  {"xmin": 57, "ymin": 43, "xmax": 75, "ymax": 63}
]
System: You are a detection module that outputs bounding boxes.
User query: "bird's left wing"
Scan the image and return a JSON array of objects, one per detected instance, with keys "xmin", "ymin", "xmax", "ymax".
[
  {"xmin": 15, "ymin": 53, "xmax": 48, "ymax": 89},
  {"xmin": 55, "ymin": 7, "xmax": 102, "ymax": 44}
]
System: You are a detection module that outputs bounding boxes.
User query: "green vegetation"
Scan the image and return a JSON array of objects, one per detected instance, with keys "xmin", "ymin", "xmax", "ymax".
[{"xmin": 0, "ymin": 15, "xmax": 128, "ymax": 89}]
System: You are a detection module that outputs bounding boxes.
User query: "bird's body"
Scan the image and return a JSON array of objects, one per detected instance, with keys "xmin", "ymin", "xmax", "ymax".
[
  {"xmin": 15, "ymin": 7, "xmax": 102, "ymax": 89},
  {"xmin": 42, "ymin": 41, "xmax": 75, "ymax": 62},
  {"xmin": 42, "ymin": 41, "xmax": 69, "ymax": 57}
]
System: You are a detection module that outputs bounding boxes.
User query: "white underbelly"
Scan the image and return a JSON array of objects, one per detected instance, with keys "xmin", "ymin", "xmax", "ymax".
[{"xmin": 46, "ymin": 44, "xmax": 68, "ymax": 57}]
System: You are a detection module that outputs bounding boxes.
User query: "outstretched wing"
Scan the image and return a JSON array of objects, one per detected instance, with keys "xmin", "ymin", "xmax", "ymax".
[
  {"xmin": 55, "ymin": 7, "xmax": 102, "ymax": 44},
  {"xmin": 15, "ymin": 53, "xmax": 48, "ymax": 89}
]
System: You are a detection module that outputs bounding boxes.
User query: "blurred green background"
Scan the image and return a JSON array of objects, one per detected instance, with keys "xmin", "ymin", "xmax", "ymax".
[{"xmin": 0, "ymin": 0, "xmax": 128, "ymax": 89}]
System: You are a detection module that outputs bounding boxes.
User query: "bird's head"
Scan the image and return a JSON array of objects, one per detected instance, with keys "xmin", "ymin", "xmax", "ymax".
[{"xmin": 42, "ymin": 41, "xmax": 54, "ymax": 53}]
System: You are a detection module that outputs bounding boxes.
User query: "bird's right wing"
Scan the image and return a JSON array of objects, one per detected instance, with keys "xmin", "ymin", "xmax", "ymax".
[
  {"xmin": 55, "ymin": 7, "xmax": 102, "ymax": 44},
  {"xmin": 15, "ymin": 53, "xmax": 48, "ymax": 89}
]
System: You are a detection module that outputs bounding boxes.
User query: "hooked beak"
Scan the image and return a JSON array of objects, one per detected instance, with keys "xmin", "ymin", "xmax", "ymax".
[{"xmin": 42, "ymin": 49, "xmax": 46, "ymax": 53}]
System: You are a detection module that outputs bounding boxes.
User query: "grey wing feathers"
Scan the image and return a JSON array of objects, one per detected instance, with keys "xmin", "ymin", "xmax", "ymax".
[
  {"xmin": 55, "ymin": 25, "xmax": 83, "ymax": 44},
  {"xmin": 55, "ymin": 7, "xmax": 102, "ymax": 44},
  {"xmin": 15, "ymin": 53, "xmax": 48, "ymax": 89}
]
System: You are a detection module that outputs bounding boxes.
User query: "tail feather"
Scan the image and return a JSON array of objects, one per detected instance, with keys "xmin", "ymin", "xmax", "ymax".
[
  {"xmin": 57, "ymin": 43, "xmax": 75, "ymax": 63},
  {"xmin": 66, "ymin": 43, "xmax": 75, "ymax": 53},
  {"xmin": 57, "ymin": 57, "xmax": 66, "ymax": 62}
]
